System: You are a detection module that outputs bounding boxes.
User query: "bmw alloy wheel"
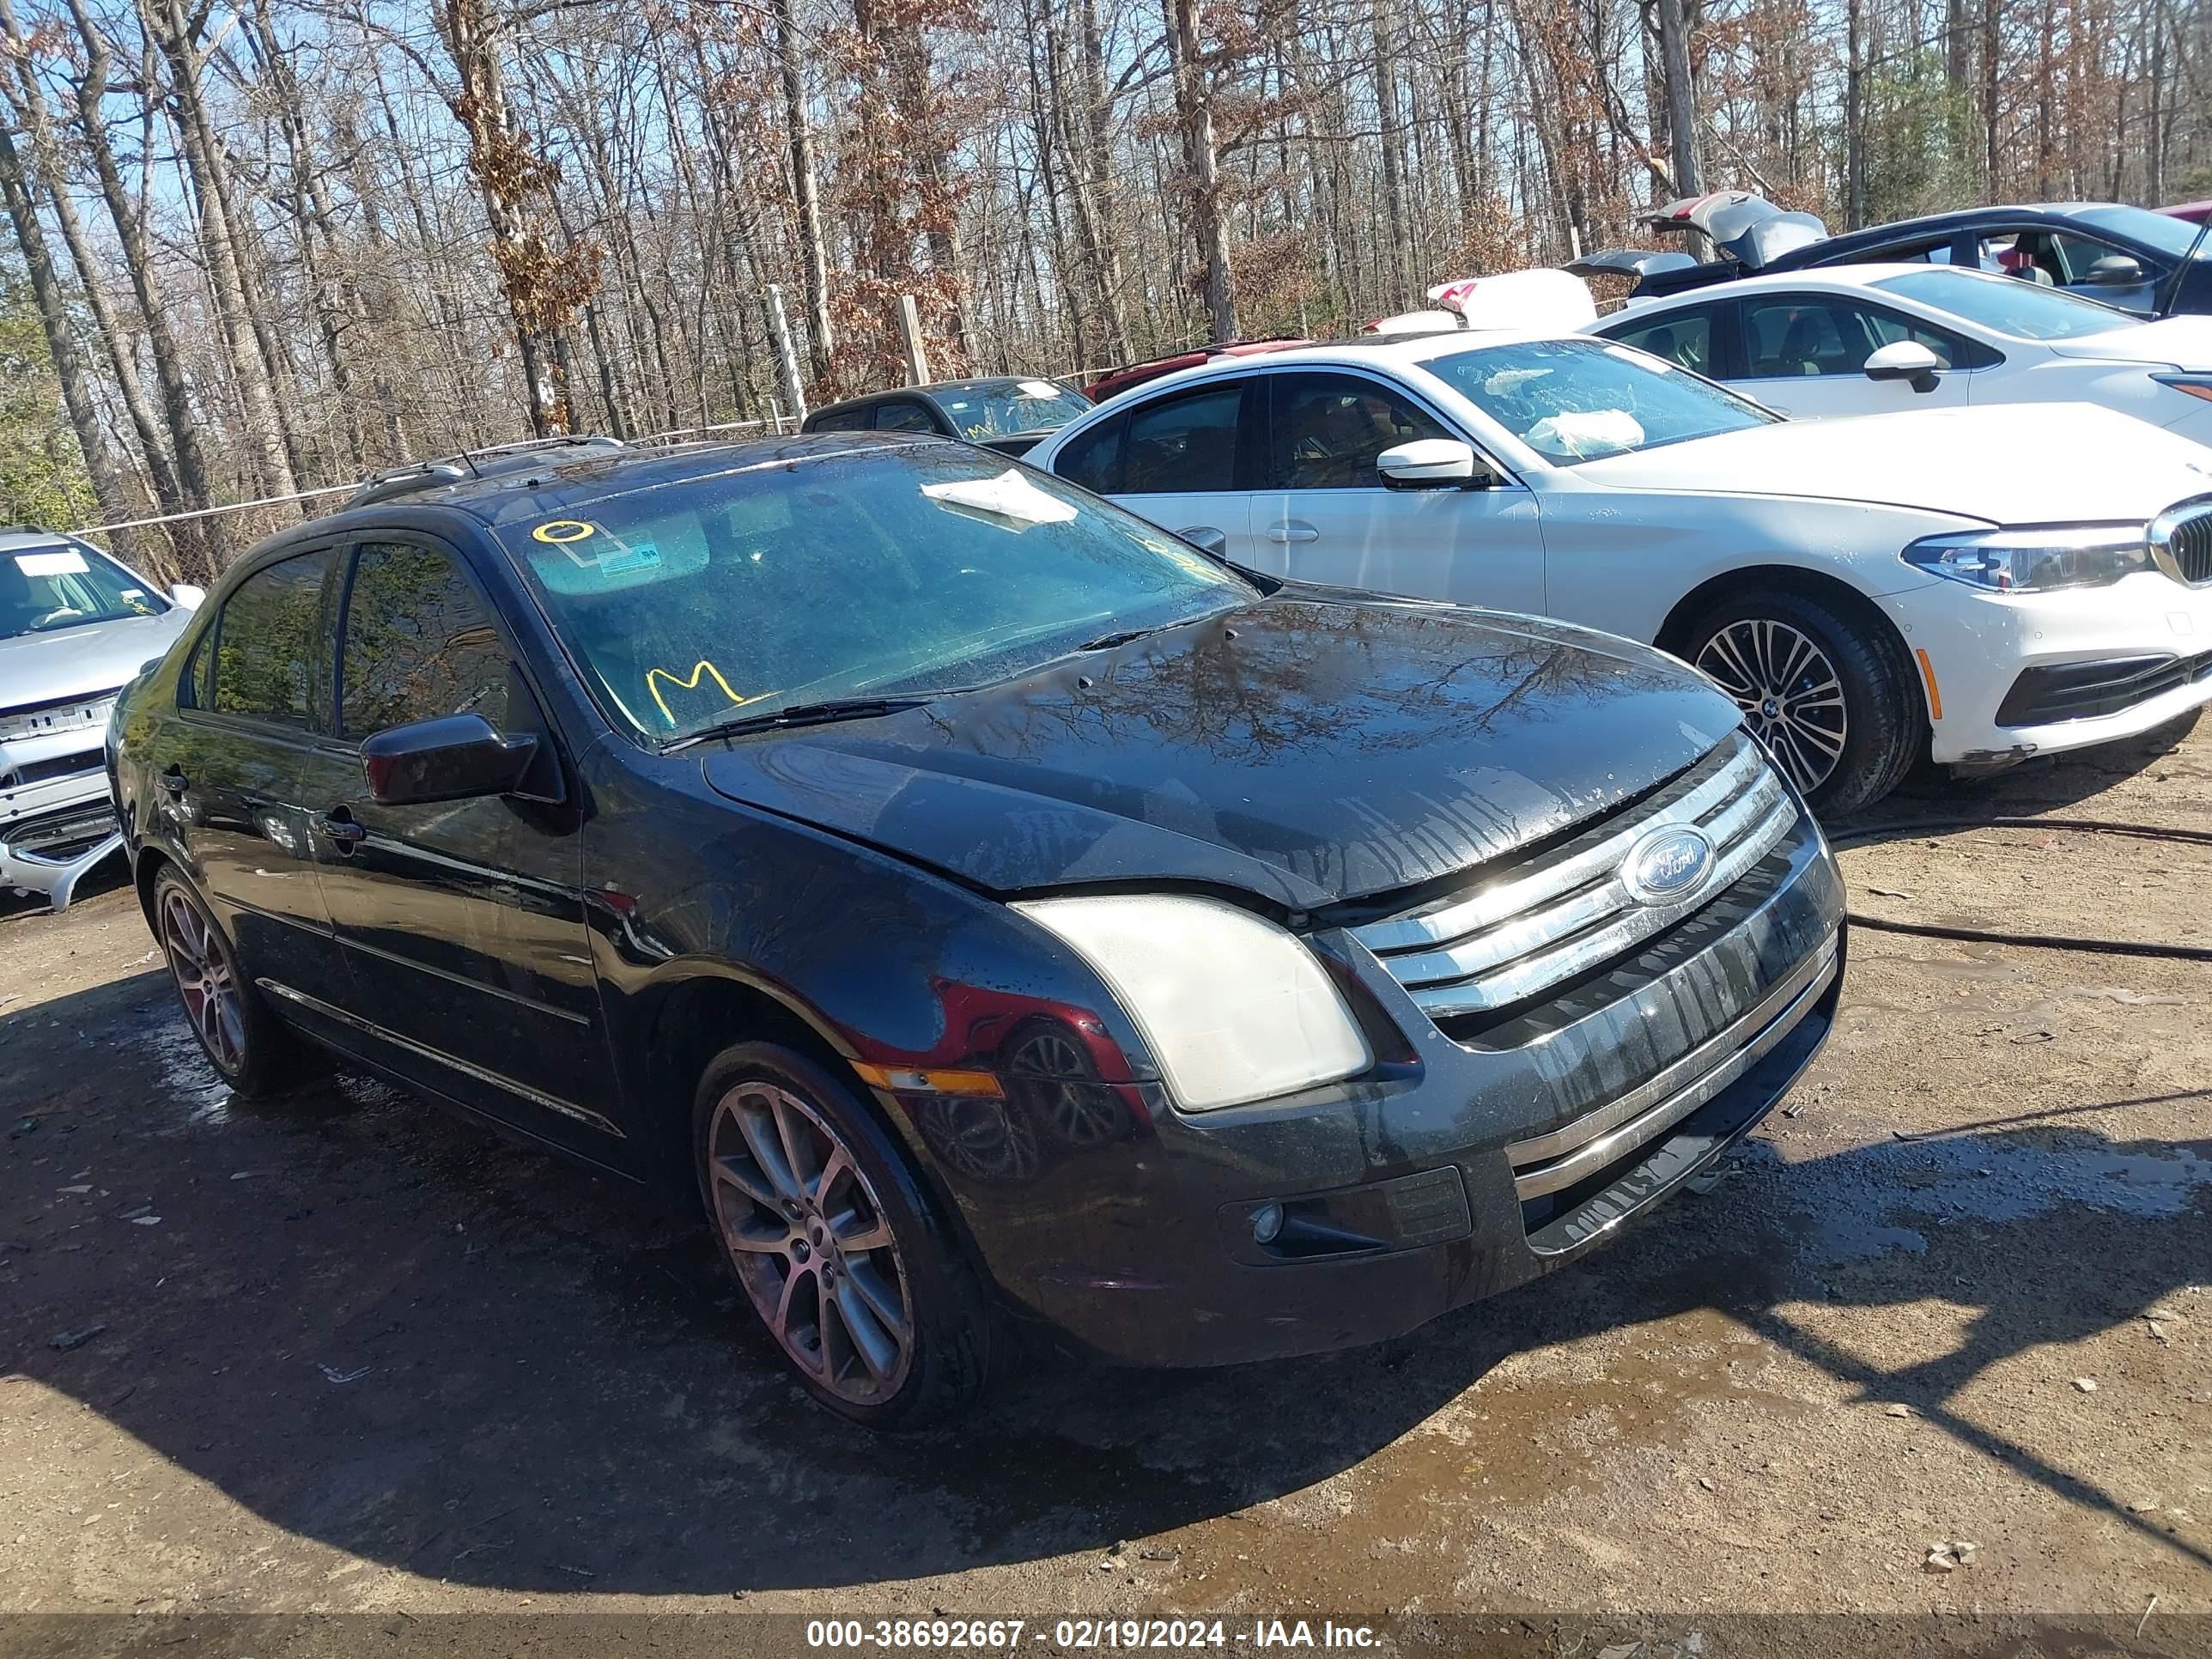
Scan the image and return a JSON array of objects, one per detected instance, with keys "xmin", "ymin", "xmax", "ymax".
[
  {"xmin": 706, "ymin": 1081, "xmax": 914, "ymax": 1405},
  {"xmin": 161, "ymin": 888, "xmax": 245, "ymax": 1073},
  {"xmin": 1695, "ymin": 618, "xmax": 1849, "ymax": 796}
]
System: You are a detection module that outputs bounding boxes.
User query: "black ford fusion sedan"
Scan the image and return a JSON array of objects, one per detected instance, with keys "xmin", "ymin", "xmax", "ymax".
[{"xmin": 109, "ymin": 435, "xmax": 1844, "ymax": 1425}]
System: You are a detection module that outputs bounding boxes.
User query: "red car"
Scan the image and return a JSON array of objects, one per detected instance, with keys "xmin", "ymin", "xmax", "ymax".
[
  {"xmin": 2161, "ymin": 199, "xmax": 2212, "ymax": 225},
  {"xmin": 1085, "ymin": 337, "xmax": 1309, "ymax": 404}
]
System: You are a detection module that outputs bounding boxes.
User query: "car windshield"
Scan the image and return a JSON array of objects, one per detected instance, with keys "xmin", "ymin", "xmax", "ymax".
[
  {"xmin": 0, "ymin": 543, "xmax": 167, "ymax": 640},
  {"xmin": 2069, "ymin": 204, "xmax": 2212, "ymax": 260},
  {"xmin": 931, "ymin": 380, "xmax": 1093, "ymax": 438},
  {"xmin": 1872, "ymin": 268, "xmax": 2135, "ymax": 340},
  {"xmin": 1417, "ymin": 336, "xmax": 1778, "ymax": 463},
  {"xmin": 493, "ymin": 446, "xmax": 1253, "ymax": 739}
]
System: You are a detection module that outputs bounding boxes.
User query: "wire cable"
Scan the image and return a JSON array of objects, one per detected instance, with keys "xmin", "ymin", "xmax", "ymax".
[{"xmin": 1828, "ymin": 815, "xmax": 2212, "ymax": 963}]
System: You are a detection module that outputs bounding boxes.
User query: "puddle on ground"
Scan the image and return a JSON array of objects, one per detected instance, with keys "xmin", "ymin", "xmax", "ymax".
[{"xmin": 150, "ymin": 1016, "xmax": 233, "ymax": 1128}]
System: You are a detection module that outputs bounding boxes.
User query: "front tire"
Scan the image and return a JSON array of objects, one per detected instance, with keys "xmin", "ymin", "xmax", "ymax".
[
  {"xmin": 1686, "ymin": 587, "xmax": 1919, "ymax": 816},
  {"xmin": 694, "ymin": 1043, "xmax": 988, "ymax": 1428},
  {"xmin": 152, "ymin": 867, "xmax": 325, "ymax": 1098}
]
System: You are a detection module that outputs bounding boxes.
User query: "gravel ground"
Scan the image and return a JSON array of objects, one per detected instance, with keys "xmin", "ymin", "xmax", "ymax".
[{"xmin": 1, "ymin": 716, "xmax": 2207, "ymax": 1658}]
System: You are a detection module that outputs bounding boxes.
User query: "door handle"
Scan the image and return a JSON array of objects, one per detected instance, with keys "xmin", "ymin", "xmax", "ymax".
[
  {"xmin": 1267, "ymin": 520, "xmax": 1320, "ymax": 544},
  {"xmin": 313, "ymin": 811, "xmax": 367, "ymax": 848},
  {"xmin": 159, "ymin": 767, "xmax": 189, "ymax": 797}
]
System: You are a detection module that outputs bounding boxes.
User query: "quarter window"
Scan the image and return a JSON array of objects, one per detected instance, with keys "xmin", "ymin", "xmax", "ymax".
[
  {"xmin": 1121, "ymin": 385, "xmax": 1243, "ymax": 493},
  {"xmin": 1268, "ymin": 373, "xmax": 1450, "ymax": 489},
  {"xmin": 210, "ymin": 550, "xmax": 332, "ymax": 727},
  {"xmin": 808, "ymin": 408, "xmax": 872, "ymax": 433},
  {"xmin": 873, "ymin": 401, "xmax": 938, "ymax": 433},
  {"xmin": 338, "ymin": 543, "xmax": 510, "ymax": 737}
]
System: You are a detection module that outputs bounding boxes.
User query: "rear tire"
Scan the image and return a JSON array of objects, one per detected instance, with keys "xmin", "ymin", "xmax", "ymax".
[
  {"xmin": 151, "ymin": 867, "xmax": 326, "ymax": 1099},
  {"xmin": 1685, "ymin": 586, "xmax": 1919, "ymax": 817},
  {"xmin": 694, "ymin": 1042, "xmax": 989, "ymax": 1428}
]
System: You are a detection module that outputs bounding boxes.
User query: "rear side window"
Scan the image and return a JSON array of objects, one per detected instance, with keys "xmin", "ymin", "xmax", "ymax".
[
  {"xmin": 338, "ymin": 542, "xmax": 510, "ymax": 737},
  {"xmin": 808, "ymin": 408, "xmax": 872, "ymax": 433},
  {"xmin": 1121, "ymin": 385, "xmax": 1242, "ymax": 493},
  {"xmin": 210, "ymin": 550, "xmax": 333, "ymax": 727},
  {"xmin": 1607, "ymin": 309, "xmax": 1717, "ymax": 375},
  {"xmin": 1054, "ymin": 416, "xmax": 1126, "ymax": 495}
]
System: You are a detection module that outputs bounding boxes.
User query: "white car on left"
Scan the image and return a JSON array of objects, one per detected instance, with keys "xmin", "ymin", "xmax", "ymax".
[
  {"xmin": 1589, "ymin": 263, "xmax": 2212, "ymax": 445},
  {"xmin": 1, "ymin": 530, "xmax": 202, "ymax": 909}
]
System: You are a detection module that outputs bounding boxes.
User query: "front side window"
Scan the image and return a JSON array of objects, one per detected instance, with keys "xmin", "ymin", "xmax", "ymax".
[
  {"xmin": 339, "ymin": 542, "xmax": 510, "ymax": 737},
  {"xmin": 1605, "ymin": 308, "xmax": 1717, "ymax": 374},
  {"xmin": 1872, "ymin": 269, "xmax": 2132, "ymax": 341},
  {"xmin": 872, "ymin": 401, "xmax": 938, "ymax": 434},
  {"xmin": 1743, "ymin": 297, "xmax": 1962, "ymax": 375},
  {"xmin": 0, "ymin": 542, "xmax": 167, "ymax": 640},
  {"xmin": 1054, "ymin": 416, "xmax": 1126, "ymax": 495},
  {"xmin": 1268, "ymin": 373, "xmax": 1450, "ymax": 489},
  {"xmin": 1416, "ymin": 337, "xmax": 1778, "ymax": 463},
  {"xmin": 492, "ymin": 447, "xmax": 1254, "ymax": 738},
  {"xmin": 1121, "ymin": 384, "xmax": 1243, "ymax": 493},
  {"xmin": 210, "ymin": 550, "xmax": 333, "ymax": 727}
]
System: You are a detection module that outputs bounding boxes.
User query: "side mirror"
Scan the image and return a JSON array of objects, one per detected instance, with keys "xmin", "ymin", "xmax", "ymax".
[
  {"xmin": 169, "ymin": 582, "xmax": 206, "ymax": 609},
  {"xmin": 1177, "ymin": 526, "xmax": 1229, "ymax": 557},
  {"xmin": 2085, "ymin": 253, "xmax": 2145, "ymax": 286},
  {"xmin": 1863, "ymin": 340, "xmax": 1944, "ymax": 393},
  {"xmin": 360, "ymin": 713, "xmax": 539, "ymax": 806},
  {"xmin": 1377, "ymin": 437, "xmax": 1490, "ymax": 489}
]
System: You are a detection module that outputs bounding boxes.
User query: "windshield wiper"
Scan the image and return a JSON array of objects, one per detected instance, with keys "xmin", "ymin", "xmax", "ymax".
[
  {"xmin": 1078, "ymin": 622, "xmax": 1183, "ymax": 652},
  {"xmin": 663, "ymin": 696, "xmax": 933, "ymax": 749}
]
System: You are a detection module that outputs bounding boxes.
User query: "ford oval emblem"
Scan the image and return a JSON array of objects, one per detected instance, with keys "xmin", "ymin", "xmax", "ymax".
[{"xmin": 1625, "ymin": 826, "xmax": 1715, "ymax": 905}]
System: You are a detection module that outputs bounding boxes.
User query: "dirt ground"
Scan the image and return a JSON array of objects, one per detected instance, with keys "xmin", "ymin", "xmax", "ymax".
[{"xmin": 2, "ymin": 717, "xmax": 2208, "ymax": 1658}]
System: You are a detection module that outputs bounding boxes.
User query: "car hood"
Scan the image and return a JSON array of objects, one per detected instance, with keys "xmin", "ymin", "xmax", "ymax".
[
  {"xmin": 1571, "ymin": 403, "xmax": 2212, "ymax": 523},
  {"xmin": 701, "ymin": 597, "xmax": 1741, "ymax": 909},
  {"xmin": 2044, "ymin": 314, "xmax": 2212, "ymax": 368},
  {"xmin": 0, "ymin": 611, "xmax": 189, "ymax": 713}
]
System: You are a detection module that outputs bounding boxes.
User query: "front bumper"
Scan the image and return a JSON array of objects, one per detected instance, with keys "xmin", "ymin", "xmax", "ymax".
[
  {"xmin": 1883, "ymin": 571, "xmax": 2212, "ymax": 766},
  {"xmin": 890, "ymin": 808, "xmax": 1845, "ymax": 1369},
  {"xmin": 0, "ymin": 767, "xmax": 123, "ymax": 911}
]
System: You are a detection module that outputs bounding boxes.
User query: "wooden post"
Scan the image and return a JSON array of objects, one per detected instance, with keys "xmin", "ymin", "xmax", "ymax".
[
  {"xmin": 765, "ymin": 283, "xmax": 807, "ymax": 423},
  {"xmin": 897, "ymin": 294, "xmax": 932, "ymax": 385}
]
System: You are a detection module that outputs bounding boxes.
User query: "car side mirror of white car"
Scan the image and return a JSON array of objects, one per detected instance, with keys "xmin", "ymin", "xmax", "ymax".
[
  {"xmin": 1863, "ymin": 341, "xmax": 1943, "ymax": 394},
  {"xmin": 1377, "ymin": 438, "xmax": 1492, "ymax": 489},
  {"xmin": 168, "ymin": 582, "xmax": 206, "ymax": 609}
]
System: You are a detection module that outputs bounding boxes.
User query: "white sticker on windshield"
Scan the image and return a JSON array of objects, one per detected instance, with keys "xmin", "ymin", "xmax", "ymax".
[
  {"xmin": 921, "ymin": 469, "xmax": 1079, "ymax": 531},
  {"xmin": 15, "ymin": 550, "xmax": 88, "ymax": 576},
  {"xmin": 599, "ymin": 538, "xmax": 660, "ymax": 575},
  {"xmin": 1017, "ymin": 380, "xmax": 1066, "ymax": 400}
]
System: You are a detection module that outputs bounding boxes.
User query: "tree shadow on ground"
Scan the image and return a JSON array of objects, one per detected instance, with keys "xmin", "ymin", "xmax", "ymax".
[{"xmin": 5, "ymin": 964, "xmax": 2207, "ymax": 1595}]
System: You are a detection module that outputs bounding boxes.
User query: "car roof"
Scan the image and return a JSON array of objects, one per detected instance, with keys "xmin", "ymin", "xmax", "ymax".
[
  {"xmin": 1808, "ymin": 203, "xmax": 2143, "ymax": 250},
  {"xmin": 1607, "ymin": 262, "xmax": 1986, "ymax": 312},
  {"xmin": 0, "ymin": 525, "xmax": 80, "ymax": 552},
  {"xmin": 1074, "ymin": 329, "xmax": 1581, "ymax": 404}
]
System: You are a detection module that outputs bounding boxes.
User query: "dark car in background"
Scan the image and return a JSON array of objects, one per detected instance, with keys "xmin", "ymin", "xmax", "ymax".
[
  {"xmin": 109, "ymin": 435, "xmax": 1844, "ymax": 1426},
  {"xmin": 1632, "ymin": 197, "xmax": 2212, "ymax": 319},
  {"xmin": 801, "ymin": 376, "xmax": 1092, "ymax": 455}
]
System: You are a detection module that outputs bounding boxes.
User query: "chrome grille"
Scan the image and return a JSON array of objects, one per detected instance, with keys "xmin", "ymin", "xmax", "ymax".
[
  {"xmin": 1348, "ymin": 733, "xmax": 1797, "ymax": 1021},
  {"xmin": 2152, "ymin": 498, "xmax": 2212, "ymax": 586}
]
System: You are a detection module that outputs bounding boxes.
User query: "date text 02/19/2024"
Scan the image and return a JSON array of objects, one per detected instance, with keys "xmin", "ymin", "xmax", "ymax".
[{"xmin": 803, "ymin": 1619, "xmax": 1383, "ymax": 1650}]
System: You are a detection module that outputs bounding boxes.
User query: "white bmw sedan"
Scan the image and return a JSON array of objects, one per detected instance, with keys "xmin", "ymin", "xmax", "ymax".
[
  {"xmin": 1588, "ymin": 264, "xmax": 2212, "ymax": 445},
  {"xmin": 1024, "ymin": 332, "xmax": 2212, "ymax": 812}
]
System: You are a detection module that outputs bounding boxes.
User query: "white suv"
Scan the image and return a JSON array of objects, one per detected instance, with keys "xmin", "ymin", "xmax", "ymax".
[{"xmin": 1027, "ymin": 332, "xmax": 2212, "ymax": 811}]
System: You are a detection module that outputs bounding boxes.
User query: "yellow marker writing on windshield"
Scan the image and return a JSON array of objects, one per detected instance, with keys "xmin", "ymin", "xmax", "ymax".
[
  {"xmin": 532, "ymin": 520, "xmax": 597, "ymax": 544},
  {"xmin": 646, "ymin": 659, "xmax": 760, "ymax": 726}
]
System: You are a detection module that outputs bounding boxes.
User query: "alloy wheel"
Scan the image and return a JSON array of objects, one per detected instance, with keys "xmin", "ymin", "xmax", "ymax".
[
  {"xmin": 706, "ymin": 1081, "xmax": 914, "ymax": 1406},
  {"xmin": 161, "ymin": 889, "xmax": 246, "ymax": 1073},
  {"xmin": 1695, "ymin": 618, "xmax": 1849, "ymax": 795}
]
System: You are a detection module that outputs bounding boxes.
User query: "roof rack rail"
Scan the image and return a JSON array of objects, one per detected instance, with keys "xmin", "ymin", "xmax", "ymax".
[{"xmin": 343, "ymin": 434, "xmax": 627, "ymax": 509}]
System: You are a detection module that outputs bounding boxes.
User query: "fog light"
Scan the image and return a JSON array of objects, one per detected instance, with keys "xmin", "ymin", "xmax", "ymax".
[{"xmin": 1249, "ymin": 1202, "xmax": 1284, "ymax": 1244}]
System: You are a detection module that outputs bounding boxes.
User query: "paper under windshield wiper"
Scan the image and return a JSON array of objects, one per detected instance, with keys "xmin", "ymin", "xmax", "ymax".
[{"xmin": 664, "ymin": 696, "xmax": 934, "ymax": 748}]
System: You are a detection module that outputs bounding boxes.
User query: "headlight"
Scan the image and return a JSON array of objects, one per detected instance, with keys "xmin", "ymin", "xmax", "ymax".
[
  {"xmin": 1902, "ymin": 526, "xmax": 2151, "ymax": 592},
  {"xmin": 1010, "ymin": 894, "xmax": 1372, "ymax": 1111}
]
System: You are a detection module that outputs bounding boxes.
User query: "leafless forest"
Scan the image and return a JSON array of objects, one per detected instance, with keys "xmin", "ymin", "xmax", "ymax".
[{"xmin": 0, "ymin": 0, "xmax": 2208, "ymax": 576}]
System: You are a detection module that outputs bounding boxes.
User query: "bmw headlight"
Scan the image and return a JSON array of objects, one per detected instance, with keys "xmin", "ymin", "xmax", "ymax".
[
  {"xmin": 1010, "ymin": 894, "xmax": 1373, "ymax": 1112},
  {"xmin": 1902, "ymin": 526, "xmax": 2152, "ymax": 592}
]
